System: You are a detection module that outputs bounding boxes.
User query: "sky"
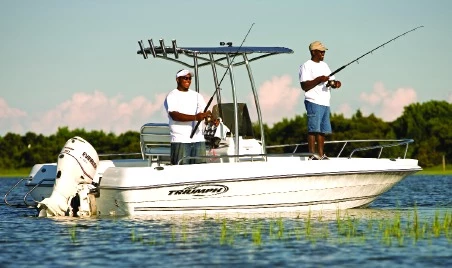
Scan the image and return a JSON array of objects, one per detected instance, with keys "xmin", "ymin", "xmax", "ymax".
[{"xmin": 1, "ymin": 0, "xmax": 451, "ymax": 136}]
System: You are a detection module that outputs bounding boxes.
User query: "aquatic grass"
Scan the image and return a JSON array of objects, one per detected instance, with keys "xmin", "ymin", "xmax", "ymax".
[
  {"xmin": 131, "ymin": 228, "xmax": 135, "ymax": 242},
  {"xmin": 181, "ymin": 222, "xmax": 188, "ymax": 243},
  {"xmin": 171, "ymin": 225, "xmax": 176, "ymax": 242},
  {"xmin": 219, "ymin": 219, "xmax": 242, "ymax": 245},
  {"xmin": 97, "ymin": 208, "xmax": 452, "ymax": 249},
  {"xmin": 380, "ymin": 210, "xmax": 405, "ymax": 246},
  {"xmin": 69, "ymin": 224, "xmax": 77, "ymax": 243},
  {"xmin": 433, "ymin": 210, "xmax": 441, "ymax": 237},
  {"xmin": 220, "ymin": 219, "xmax": 227, "ymax": 245},
  {"xmin": 268, "ymin": 220, "xmax": 274, "ymax": 239},
  {"xmin": 305, "ymin": 209, "xmax": 312, "ymax": 236},
  {"xmin": 293, "ymin": 221, "xmax": 303, "ymax": 240},
  {"xmin": 251, "ymin": 222, "xmax": 262, "ymax": 246},
  {"xmin": 266, "ymin": 217, "xmax": 286, "ymax": 241},
  {"xmin": 131, "ymin": 228, "xmax": 144, "ymax": 243},
  {"xmin": 148, "ymin": 236, "xmax": 158, "ymax": 246},
  {"xmin": 276, "ymin": 217, "xmax": 284, "ymax": 240},
  {"xmin": 333, "ymin": 210, "xmax": 367, "ymax": 245}
]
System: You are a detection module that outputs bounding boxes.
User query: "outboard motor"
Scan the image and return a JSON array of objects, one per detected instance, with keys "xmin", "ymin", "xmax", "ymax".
[{"xmin": 38, "ymin": 136, "xmax": 99, "ymax": 217}]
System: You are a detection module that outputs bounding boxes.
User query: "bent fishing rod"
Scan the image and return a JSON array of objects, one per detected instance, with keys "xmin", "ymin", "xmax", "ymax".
[
  {"xmin": 329, "ymin": 25, "xmax": 424, "ymax": 76},
  {"xmin": 190, "ymin": 23, "xmax": 255, "ymax": 138}
]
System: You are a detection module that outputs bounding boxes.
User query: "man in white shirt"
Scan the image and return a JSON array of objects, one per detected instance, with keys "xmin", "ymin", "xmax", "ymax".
[
  {"xmin": 164, "ymin": 69, "xmax": 211, "ymax": 164},
  {"xmin": 299, "ymin": 41, "xmax": 342, "ymax": 160}
]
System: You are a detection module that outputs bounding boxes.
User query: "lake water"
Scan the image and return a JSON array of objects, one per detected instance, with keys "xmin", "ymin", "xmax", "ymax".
[{"xmin": 1, "ymin": 175, "xmax": 451, "ymax": 267}]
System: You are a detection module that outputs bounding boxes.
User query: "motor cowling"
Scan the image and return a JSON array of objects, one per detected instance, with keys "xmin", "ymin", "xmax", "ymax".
[{"xmin": 38, "ymin": 136, "xmax": 99, "ymax": 217}]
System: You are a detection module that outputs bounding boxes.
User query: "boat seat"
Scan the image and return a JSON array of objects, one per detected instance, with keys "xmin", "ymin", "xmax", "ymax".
[{"xmin": 140, "ymin": 123, "xmax": 171, "ymax": 165}]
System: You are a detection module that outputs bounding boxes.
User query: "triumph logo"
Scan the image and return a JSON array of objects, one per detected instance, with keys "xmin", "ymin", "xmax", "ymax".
[{"xmin": 168, "ymin": 184, "xmax": 229, "ymax": 197}]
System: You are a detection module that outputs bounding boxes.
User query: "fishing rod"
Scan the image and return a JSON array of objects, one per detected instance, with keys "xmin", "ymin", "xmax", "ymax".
[
  {"xmin": 190, "ymin": 23, "xmax": 255, "ymax": 138},
  {"xmin": 329, "ymin": 26, "xmax": 424, "ymax": 76}
]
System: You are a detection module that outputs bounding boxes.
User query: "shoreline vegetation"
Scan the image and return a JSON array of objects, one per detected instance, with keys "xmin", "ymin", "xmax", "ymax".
[
  {"xmin": 0, "ymin": 165, "xmax": 451, "ymax": 178},
  {"xmin": 1, "ymin": 101, "xmax": 450, "ymax": 175}
]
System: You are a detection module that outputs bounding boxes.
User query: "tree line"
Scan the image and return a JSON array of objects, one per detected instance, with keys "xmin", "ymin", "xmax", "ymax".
[{"xmin": 0, "ymin": 100, "xmax": 450, "ymax": 169}]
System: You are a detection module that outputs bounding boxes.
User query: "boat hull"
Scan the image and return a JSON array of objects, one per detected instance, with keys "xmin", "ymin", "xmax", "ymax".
[{"xmin": 93, "ymin": 158, "xmax": 420, "ymax": 216}]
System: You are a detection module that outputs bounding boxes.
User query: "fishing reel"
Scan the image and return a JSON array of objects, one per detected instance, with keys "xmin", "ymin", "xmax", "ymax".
[
  {"xmin": 204, "ymin": 116, "xmax": 230, "ymax": 149},
  {"xmin": 326, "ymin": 80, "xmax": 337, "ymax": 88},
  {"xmin": 204, "ymin": 115, "xmax": 220, "ymax": 148}
]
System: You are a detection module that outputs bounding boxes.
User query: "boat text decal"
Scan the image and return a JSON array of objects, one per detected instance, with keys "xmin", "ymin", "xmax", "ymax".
[
  {"xmin": 168, "ymin": 184, "xmax": 229, "ymax": 197},
  {"xmin": 82, "ymin": 152, "xmax": 97, "ymax": 169}
]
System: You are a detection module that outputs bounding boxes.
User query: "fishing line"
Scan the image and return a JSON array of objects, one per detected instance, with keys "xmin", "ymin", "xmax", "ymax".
[
  {"xmin": 329, "ymin": 26, "xmax": 424, "ymax": 76},
  {"xmin": 190, "ymin": 23, "xmax": 255, "ymax": 138}
]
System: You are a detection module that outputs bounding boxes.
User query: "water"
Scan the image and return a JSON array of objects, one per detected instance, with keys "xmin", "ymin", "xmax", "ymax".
[{"xmin": 1, "ymin": 175, "xmax": 451, "ymax": 267}]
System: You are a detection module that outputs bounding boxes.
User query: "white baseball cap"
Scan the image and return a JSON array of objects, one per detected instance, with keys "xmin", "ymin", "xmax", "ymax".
[{"xmin": 176, "ymin": 69, "xmax": 194, "ymax": 78}]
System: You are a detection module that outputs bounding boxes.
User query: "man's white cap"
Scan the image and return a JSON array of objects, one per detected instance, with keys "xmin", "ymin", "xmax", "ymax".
[{"xmin": 176, "ymin": 69, "xmax": 194, "ymax": 78}]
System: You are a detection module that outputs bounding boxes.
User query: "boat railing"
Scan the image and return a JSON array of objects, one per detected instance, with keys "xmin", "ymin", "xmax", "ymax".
[
  {"xmin": 4, "ymin": 178, "xmax": 29, "ymax": 207},
  {"xmin": 4, "ymin": 177, "xmax": 56, "ymax": 208},
  {"xmin": 22, "ymin": 178, "xmax": 56, "ymax": 207},
  {"xmin": 87, "ymin": 138, "xmax": 413, "ymax": 167},
  {"xmin": 98, "ymin": 152, "xmax": 142, "ymax": 158},
  {"xmin": 178, "ymin": 152, "xmax": 314, "ymax": 165},
  {"xmin": 266, "ymin": 139, "xmax": 414, "ymax": 159}
]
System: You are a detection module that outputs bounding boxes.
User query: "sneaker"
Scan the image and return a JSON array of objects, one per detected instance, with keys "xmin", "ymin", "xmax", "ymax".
[
  {"xmin": 320, "ymin": 154, "xmax": 330, "ymax": 160},
  {"xmin": 308, "ymin": 154, "xmax": 321, "ymax": 160}
]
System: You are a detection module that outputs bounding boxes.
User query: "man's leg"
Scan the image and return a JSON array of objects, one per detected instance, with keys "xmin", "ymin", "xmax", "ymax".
[
  {"xmin": 318, "ymin": 105, "xmax": 331, "ymax": 157},
  {"xmin": 307, "ymin": 133, "xmax": 317, "ymax": 153},
  {"xmin": 316, "ymin": 133, "xmax": 325, "ymax": 157},
  {"xmin": 171, "ymin": 143, "xmax": 190, "ymax": 165},
  {"xmin": 190, "ymin": 142, "xmax": 206, "ymax": 164},
  {"xmin": 305, "ymin": 100, "xmax": 321, "ymax": 156}
]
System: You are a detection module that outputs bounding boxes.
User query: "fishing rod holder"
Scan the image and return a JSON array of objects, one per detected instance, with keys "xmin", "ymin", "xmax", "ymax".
[{"xmin": 138, "ymin": 38, "xmax": 181, "ymax": 60}]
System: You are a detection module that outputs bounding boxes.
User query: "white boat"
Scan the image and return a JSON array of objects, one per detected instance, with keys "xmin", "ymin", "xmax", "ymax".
[{"xmin": 4, "ymin": 38, "xmax": 422, "ymax": 216}]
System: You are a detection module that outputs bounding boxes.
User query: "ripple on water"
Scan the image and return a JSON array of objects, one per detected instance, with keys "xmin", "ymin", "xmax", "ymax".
[{"xmin": 0, "ymin": 175, "xmax": 451, "ymax": 267}]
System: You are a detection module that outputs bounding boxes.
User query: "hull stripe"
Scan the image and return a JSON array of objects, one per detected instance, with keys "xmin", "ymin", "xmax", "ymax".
[{"xmin": 133, "ymin": 194, "xmax": 378, "ymax": 212}]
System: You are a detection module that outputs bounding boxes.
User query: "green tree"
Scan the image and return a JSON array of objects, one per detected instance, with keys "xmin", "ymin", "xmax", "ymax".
[
  {"xmin": 1, "ymin": 133, "xmax": 26, "ymax": 168},
  {"xmin": 392, "ymin": 100, "xmax": 452, "ymax": 167},
  {"xmin": 1, "ymin": 101, "xmax": 451, "ymax": 170}
]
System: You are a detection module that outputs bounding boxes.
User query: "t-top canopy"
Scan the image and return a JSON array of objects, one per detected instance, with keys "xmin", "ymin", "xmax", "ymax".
[
  {"xmin": 138, "ymin": 46, "xmax": 293, "ymax": 55},
  {"xmin": 137, "ymin": 38, "xmax": 293, "ymax": 67},
  {"xmin": 135, "ymin": 38, "xmax": 293, "ymax": 153}
]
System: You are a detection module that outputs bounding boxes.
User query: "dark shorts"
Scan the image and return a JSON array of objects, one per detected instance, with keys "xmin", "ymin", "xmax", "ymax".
[
  {"xmin": 171, "ymin": 142, "xmax": 206, "ymax": 165},
  {"xmin": 304, "ymin": 100, "xmax": 332, "ymax": 134}
]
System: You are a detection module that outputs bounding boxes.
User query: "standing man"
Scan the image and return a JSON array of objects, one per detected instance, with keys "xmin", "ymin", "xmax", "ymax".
[
  {"xmin": 164, "ymin": 69, "xmax": 211, "ymax": 165},
  {"xmin": 299, "ymin": 41, "xmax": 342, "ymax": 160}
]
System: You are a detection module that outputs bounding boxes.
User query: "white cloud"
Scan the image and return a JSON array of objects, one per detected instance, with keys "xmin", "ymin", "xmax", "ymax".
[
  {"xmin": 359, "ymin": 82, "xmax": 417, "ymax": 121},
  {"xmin": 448, "ymin": 92, "xmax": 452, "ymax": 103},
  {"xmin": 0, "ymin": 80, "xmax": 425, "ymax": 136},
  {"xmin": 250, "ymin": 75, "xmax": 301, "ymax": 125},
  {"xmin": 0, "ymin": 98, "xmax": 28, "ymax": 134},
  {"xmin": 336, "ymin": 103, "xmax": 353, "ymax": 118},
  {"xmin": 1, "ymin": 91, "xmax": 167, "ymax": 136}
]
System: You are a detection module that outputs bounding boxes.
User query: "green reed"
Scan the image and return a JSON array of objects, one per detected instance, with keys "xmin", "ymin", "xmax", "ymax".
[
  {"xmin": 220, "ymin": 219, "xmax": 228, "ymax": 245},
  {"xmin": 69, "ymin": 224, "xmax": 77, "ymax": 243},
  {"xmin": 305, "ymin": 209, "xmax": 312, "ymax": 236},
  {"xmin": 251, "ymin": 222, "xmax": 262, "ymax": 246},
  {"xmin": 276, "ymin": 217, "xmax": 284, "ymax": 240},
  {"xmin": 122, "ymin": 208, "xmax": 451, "ymax": 248}
]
